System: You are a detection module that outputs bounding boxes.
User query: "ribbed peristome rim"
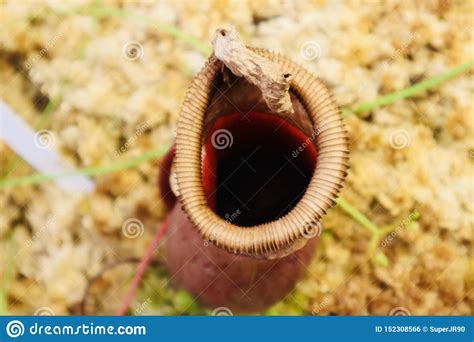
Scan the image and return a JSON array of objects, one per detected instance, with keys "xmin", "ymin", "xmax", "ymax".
[{"xmin": 175, "ymin": 48, "xmax": 349, "ymax": 258}]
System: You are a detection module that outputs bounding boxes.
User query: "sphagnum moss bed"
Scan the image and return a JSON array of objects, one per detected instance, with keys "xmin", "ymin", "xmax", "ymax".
[{"xmin": 0, "ymin": 1, "xmax": 472, "ymax": 315}]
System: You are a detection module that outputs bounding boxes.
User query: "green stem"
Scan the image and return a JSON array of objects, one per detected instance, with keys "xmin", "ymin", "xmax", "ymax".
[
  {"xmin": 380, "ymin": 208, "xmax": 420, "ymax": 235},
  {"xmin": 77, "ymin": 5, "xmax": 212, "ymax": 56},
  {"xmin": 368, "ymin": 234, "xmax": 381, "ymax": 257},
  {"xmin": 348, "ymin": 60, "xmax": 473, "ymax": 115},
  {"xmin": 0, "ymin": 146, "xmax": 168, "ymax": 190},
  {"xmin": 335, "ymin": 197, "xmax": 380, "ymax": 234}
]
